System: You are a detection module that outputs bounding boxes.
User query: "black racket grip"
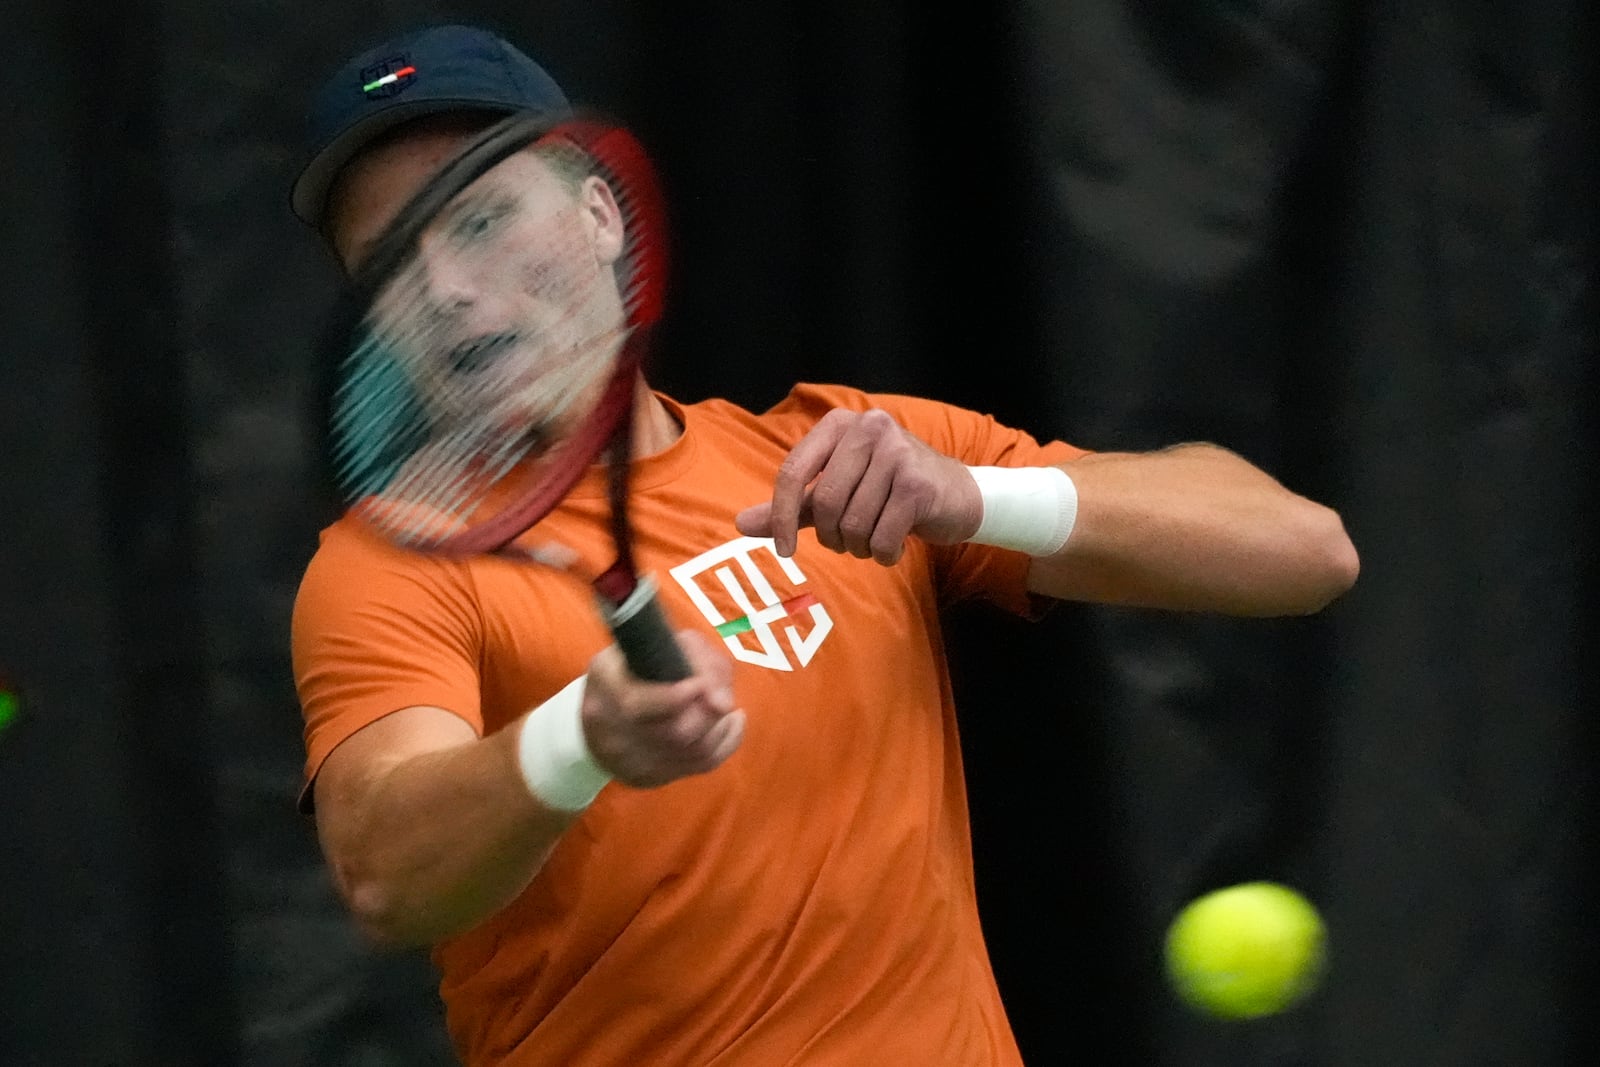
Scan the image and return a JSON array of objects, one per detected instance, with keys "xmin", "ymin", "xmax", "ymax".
[{"xmin": 603, "ymin": 575, "xmax": 692, "ymax": 682}]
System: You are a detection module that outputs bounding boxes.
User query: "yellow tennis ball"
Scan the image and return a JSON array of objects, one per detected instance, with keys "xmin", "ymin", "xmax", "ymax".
[{"xmin": 1164, "ymin": 881, "xmax": 1327, "ymax": 1019}]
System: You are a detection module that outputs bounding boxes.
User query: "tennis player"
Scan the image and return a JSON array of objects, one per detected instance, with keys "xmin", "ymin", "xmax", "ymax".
[{"xmin": 288, "ymin": 23, "xmax": 1359, "ymax": 1066}]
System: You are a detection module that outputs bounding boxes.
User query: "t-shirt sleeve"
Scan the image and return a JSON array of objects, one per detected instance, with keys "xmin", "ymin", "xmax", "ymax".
[
  {"xmin": 290, "ymin": 519, "xmax": 486, "ymax": 813},
  {"xmin": 768, "ymin": 383, "xmax": 1087, "ymax": 616}
]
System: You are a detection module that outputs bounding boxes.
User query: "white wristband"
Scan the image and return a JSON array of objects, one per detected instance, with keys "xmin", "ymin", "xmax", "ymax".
[
  {"xmin": 966, "ymin": 465, "xmax": 1079, "ymax": 557},
  {"xmin": 515, "ymin": 675, "xmax": 612, "ymax": 812}
]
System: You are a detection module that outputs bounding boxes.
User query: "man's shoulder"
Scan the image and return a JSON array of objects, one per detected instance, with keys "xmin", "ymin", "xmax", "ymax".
[
  {"xmin": 297, "ymin": 513, "xmax": 455, "ymax": 590},
  {"xmin": 687, "ymin": 382, "xmax": 970, "ymax": 423}
]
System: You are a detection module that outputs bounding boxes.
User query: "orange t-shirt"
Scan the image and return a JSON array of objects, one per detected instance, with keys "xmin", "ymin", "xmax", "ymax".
[{"xmin": 292, "ymin": 382, "xmax": 1084, "ymax": 1066}]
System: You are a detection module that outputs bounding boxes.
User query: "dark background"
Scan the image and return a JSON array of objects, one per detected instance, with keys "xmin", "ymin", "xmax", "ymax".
[{"xmin": 2, "ymin": 2, "xmax": 1595, "ymax": 1064}]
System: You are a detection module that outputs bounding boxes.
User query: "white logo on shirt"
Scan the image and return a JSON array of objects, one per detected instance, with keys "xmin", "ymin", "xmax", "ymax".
[{"xmin": 668, "ymin": 537, "xmax": 832, "ymax": 672}]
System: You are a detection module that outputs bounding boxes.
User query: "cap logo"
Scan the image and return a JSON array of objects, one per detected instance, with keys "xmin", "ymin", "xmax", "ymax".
[{"xmin": 360, "ymin": 56, "xmax": 417, "ymax": 98}]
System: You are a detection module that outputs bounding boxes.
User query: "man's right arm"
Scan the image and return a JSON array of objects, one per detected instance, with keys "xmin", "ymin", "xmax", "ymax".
[
  {"xmin": 311, "ymin": 630, "xmax": 745, "ymax": 949},
  {"xmin": 313, "ymin": 702, "xmax": 569, "ymax": 948}
]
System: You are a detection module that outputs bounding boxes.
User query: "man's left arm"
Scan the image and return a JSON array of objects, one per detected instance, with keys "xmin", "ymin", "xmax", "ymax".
[
  {"xmin": 734, "ymin": 408, "xmax": 1359, "ymax": 618},
  {"xmin": 1026, "ymin": 444, "xmax": 1359, "ymax": 616}
]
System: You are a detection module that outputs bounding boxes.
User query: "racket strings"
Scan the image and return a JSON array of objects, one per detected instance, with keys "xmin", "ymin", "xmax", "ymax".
[{"xmin": 335, "ymin": 321, "xmax": 544, "ymax": 542}]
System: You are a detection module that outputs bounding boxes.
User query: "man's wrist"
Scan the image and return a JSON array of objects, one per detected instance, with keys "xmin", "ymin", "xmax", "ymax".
[
  {"xmin": 515, "ymin": 675, "xmax": 612, "ymax": 812},
  {"xmin": 964, "ymin": 465, "xmax": 1079, "ymax": 557}
]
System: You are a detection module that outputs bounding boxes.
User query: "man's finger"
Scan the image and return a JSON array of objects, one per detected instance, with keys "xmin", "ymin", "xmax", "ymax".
[
  {"xmin": 767, "ymin": 414, "xmax": 851, "ymax": 556},
  {"xmin": 699, "ymin": 710, "xmax": 745, "ymax": 767}
]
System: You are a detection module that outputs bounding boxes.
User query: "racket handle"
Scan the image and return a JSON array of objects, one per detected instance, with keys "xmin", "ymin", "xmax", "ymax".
[{"xmin": 603, "ymin": 575, "xmax": 692, "ymax": 682}]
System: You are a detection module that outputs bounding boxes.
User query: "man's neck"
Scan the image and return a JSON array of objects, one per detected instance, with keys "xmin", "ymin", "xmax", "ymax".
[{"xmin": 630, "ymin": 379, "xmax": 682, "ymax": 459}]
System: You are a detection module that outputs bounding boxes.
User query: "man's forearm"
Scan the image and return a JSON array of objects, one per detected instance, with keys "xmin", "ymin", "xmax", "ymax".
[
  {"xmin": 1026, "ymin": 444, "xmax": 1359, "ymax": 615},
  {"xmin": 320, "ymin": 714, "xmax": 577, "ymax": 948}
]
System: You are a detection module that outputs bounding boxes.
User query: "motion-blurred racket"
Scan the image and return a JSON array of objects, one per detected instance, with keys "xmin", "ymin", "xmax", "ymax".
[{"xmin": 326, "ymin": 111, "xmax": 688, "ymax": 681}]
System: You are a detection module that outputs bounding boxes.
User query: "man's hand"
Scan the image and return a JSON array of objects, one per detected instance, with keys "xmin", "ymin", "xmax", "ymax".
[
  {"xmin": 734, "ymin": 408, "xmax": 982, "ymax": 564},
  {"xmin": 582, "ymin": 629, "xmax": 746, "ymax": 788}
]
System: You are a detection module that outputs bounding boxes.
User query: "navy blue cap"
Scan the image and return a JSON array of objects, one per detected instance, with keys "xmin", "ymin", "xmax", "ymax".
[{"xmin": 290, "ymin": 23, "xmax": 572, "ymax": 229}]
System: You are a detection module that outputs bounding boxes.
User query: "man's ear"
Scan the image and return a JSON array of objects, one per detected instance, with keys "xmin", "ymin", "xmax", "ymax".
[{"xmin": 583, "ymin": 175, "xmax": 626, "ymax": 264}]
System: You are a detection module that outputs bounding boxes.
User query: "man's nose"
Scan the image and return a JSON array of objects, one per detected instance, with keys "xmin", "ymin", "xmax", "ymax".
[{"xmin": 416, "ymin": 242, "xmax": 480, "ymax": 310}]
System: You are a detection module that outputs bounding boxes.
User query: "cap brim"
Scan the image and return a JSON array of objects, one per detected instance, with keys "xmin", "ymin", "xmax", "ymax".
[{"xmin": 289, "ymin": 98, "xmax": 523, "ymax": 229}]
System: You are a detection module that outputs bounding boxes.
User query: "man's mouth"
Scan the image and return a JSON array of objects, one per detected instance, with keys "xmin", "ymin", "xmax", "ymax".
[{"xmin": 444, "ymin": 331, "xmax": 520, "ymax": 376}]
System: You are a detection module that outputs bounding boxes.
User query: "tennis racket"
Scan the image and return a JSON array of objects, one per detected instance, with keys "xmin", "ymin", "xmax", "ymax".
[{"xmin": 326, "ymin": 110, "xmax": 689, "ymax": 682}]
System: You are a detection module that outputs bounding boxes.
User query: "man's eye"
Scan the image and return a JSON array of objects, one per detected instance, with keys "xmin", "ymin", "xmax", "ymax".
[{"xmin": 455, "ymin": 207, "xmax": 506, "ymax": 242}]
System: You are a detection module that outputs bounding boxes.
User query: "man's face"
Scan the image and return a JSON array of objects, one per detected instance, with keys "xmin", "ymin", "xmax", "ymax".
[{"xmin": 330, "ymin": 123, "xmax": 627, "ymax": 441}]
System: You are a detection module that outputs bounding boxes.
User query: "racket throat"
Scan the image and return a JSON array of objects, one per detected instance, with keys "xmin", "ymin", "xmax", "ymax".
[
  {"xmin": 593, "ymin": 559, "xmax": 641, "ymax": 610},
  {"xmin": 593, "ymin": 411, "xmax": 640, "ymax": 609}
]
